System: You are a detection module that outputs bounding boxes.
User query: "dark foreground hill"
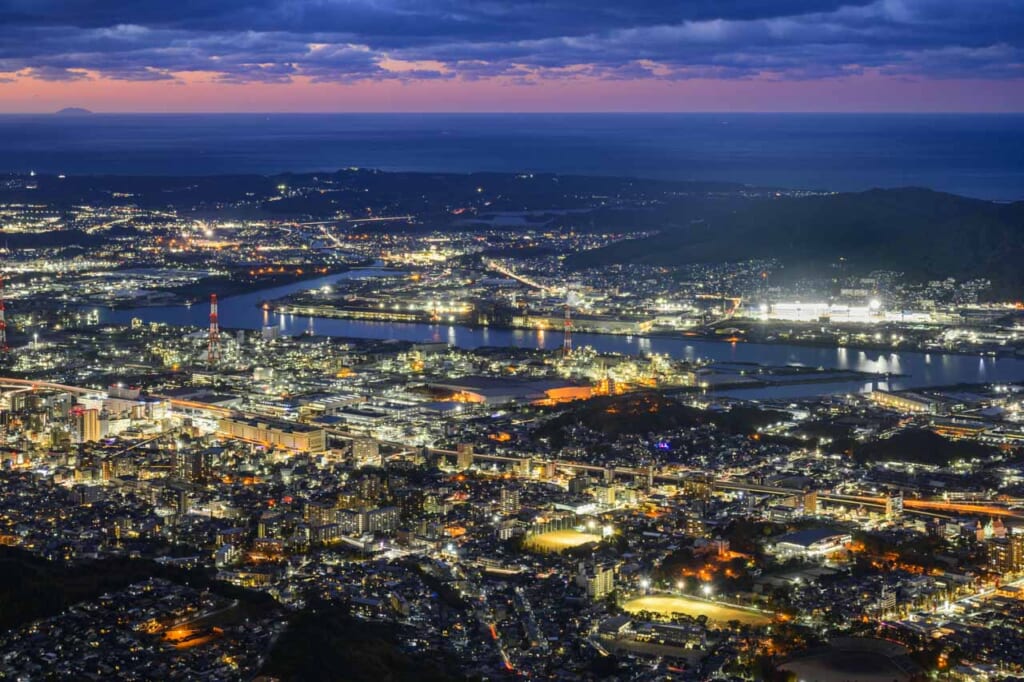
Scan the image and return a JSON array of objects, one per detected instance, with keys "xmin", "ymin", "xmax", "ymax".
[{"xmin": 568, "ymin": 188, "xmax": 1024, "ymax": 297}]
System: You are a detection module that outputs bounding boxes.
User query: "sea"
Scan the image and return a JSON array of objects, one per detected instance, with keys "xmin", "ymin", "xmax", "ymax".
[{"xmin": 0, "ymin": 113, "xmax": 1022, "ymax": 200}]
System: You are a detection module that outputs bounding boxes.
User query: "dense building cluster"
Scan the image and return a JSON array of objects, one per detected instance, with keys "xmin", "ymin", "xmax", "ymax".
[{"xmin": 1, "ymin": 170, "xmax": 1024, "ymax": 680}]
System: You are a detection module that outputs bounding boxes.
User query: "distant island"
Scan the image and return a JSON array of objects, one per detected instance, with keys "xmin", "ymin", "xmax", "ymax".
[{"xmin": 54, "ymin": 107, "xmax": 93, "ymax": 116}]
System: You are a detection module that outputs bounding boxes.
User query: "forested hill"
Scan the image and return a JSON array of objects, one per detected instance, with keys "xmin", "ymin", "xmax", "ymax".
[{"xmin": 568, "ymin": 188, "xmax": 1024, "ymax": 297}]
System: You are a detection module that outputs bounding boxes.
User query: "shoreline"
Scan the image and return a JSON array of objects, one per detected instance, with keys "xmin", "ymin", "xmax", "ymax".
[{"xmin": 263, "ymin": 300, "xmax": 1024, "ymax": 361}]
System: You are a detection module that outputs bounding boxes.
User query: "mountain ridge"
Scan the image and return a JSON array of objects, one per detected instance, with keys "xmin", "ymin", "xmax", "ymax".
[{"xmin": 567, "ymin": 186, "xmax": 1024, "ymax": 297}]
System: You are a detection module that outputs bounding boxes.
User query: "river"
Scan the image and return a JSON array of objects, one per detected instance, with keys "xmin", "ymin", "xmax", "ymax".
[{"xmin": 95, "ymin": 269, "xmax": 1024, "ymax": 399}]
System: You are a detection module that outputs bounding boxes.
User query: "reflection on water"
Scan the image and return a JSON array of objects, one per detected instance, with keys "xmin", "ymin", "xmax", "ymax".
[
  {"xmin": 95, "ymin": 268, "xmax": 1024, "ymax": 396},
  {"xmin": 858, "ymin": 353, "xmax": 903, "ymax": 376},
  {"xmin": 717, "ymin": 380, "xmax": 880, "ymax": 401}
]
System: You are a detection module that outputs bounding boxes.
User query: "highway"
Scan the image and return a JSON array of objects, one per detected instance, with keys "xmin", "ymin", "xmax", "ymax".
[
  {"xmin": 483, "ymin": 259, "xmax": 553, "ymax": 293},
  {"xmin": 0, "ymin": 377, "xmax": 234, "ymax": 416}
]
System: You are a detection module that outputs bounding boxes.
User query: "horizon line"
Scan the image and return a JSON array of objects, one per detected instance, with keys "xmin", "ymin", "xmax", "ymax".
[{"xmin": 3, "ymin": 109, "xmax": 1023, "ymax": 116}]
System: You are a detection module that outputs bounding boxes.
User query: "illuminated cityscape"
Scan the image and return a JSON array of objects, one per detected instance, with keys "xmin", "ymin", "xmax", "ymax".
[
  {"xmin": 2, "ymin": 1, "xmax": 1024, "ymax": 681},
  {"xmin": 0, "ymin": 167, "xmax": 1022, "ymax": 682}
]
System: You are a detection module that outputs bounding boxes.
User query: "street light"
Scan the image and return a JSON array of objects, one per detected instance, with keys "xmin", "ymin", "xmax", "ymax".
[
  {"xmin": 701, "ymin": 584, "xmax": 713, "ymax": 597},
  {"xmin": 639, "ymin": 578, "xmax": 650, "ymax": 593},
  {"xmin": 676, "ymin": 580, "xmax": 685, "ymax": 592}
]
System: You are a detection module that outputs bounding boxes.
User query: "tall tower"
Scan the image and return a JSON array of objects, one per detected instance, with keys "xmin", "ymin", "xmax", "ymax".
[
  {"xmin": 208, "ymin": 294, "xmax": 221, "ymax": 365},
  {"xmin": 0, "ymin": 274, "xmax": 7, "ymax": 354}
]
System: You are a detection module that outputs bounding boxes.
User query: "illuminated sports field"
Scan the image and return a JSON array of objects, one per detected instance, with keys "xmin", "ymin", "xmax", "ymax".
[
  {"xmin": 524, "ymin": 530, "xmax": 602, "ymax": 552},
  {"xmin": 624, "ymin": 596, "xmax": 772, "ymax": 625}
]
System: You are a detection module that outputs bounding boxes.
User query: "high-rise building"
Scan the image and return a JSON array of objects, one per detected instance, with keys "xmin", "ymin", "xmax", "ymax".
[
  {"xmin": 176, "ymin": 488, "xmax": 190, "ymax": 515},
  {"xmin": 337, "ymin": 509, "xmax": 362, "ymax": 535},
  {"xmin": 456, "ymin": 443, "xmax": 474, "ymax": 470},
  {"xmin": 304, "ymin": 500, "xmax": 338, "ymax": 527},
  {"xmin": 1011, "ymin": 531, "xmax": 1024, "ymax": 569},
  {"xmin": 986, "ymin": 532, "xmax": 1024, "ymax": 574},
  {"xmin": 73, "ymin": 407, "xmax": 101, "ymax": 443},
  {"xmin": 357, "ymin": 472, "xmax": 386, "ymax": 504},
  {"xmin": 568, "ymin": 475, "xmax": 590, "ymax": 496},
  {"xmin": 988, "ymin": 537, "xmax": 1013, "ymax": 573},
  {"xmin": 879, "ymin": 586, "xmax": 897, "ymax": 614},
  {"xmin": 176, "ymin": 449, "xmax": 213, "ymax": 484},
  {"xmin": 683, "ymin": 514, "xmax": 710, "ymax": 538},
  {"xmin": 352, "ymin": 437, "xmax": 381, "ymax": 465},
  {"xmin": 500, "ymin": 487, "xmax": 520, "ymax": 514},
  {"xmin": 398, "ymin": 487, "xmax": 425, "ymax": 521},
  {"xmin": 594, "ymin": 483, "xmax": 617, "ymax": 507},
  {"xmin": 360, "ymin": 506, "xmax": 400, "ymax": 534},
  {"xmin": 682, "ymin": 475, "xmax": 713, "ymax": 501},
  {"xmin": 576, "ymin": 562, "xmax": 615, "ymax": 599},
  {"xmin": 886, "ymin": 491, "xmax": 904, "ymax": 521}
]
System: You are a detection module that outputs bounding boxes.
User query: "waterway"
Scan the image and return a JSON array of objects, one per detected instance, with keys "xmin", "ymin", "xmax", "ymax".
[{"xmin": 95, "ymin": 269, "xmax": 1024, "ymax": 399}]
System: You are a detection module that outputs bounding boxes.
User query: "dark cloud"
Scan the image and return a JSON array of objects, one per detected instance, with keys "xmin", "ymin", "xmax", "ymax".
[{"xmin": 0, "ymin": 0, "xmax": 1020, "ymax": 83}]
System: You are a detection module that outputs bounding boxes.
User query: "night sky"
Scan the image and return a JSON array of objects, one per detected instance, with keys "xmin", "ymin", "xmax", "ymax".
[{"xmin": 0, "ymin": 0, "xmax": 1022, "ymax": 112}]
